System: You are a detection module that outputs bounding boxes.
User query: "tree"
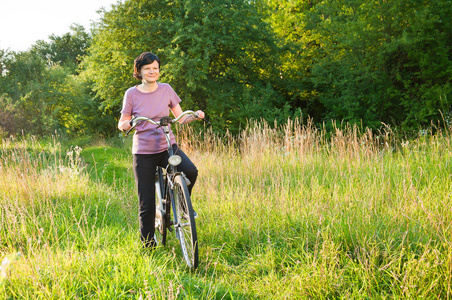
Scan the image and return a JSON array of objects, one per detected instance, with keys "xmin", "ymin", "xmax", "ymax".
[
  {"xmin": 0, "ymin": 28, "xmax": 101, "ymax": 136},
  {"xmin": 0, "ymin": 50, "xmax": 60, "ymax": 135},
  {"xmin": 30, "ymin": 24, "xmax": 91, "ymax": 74},
  {"xmin": 82, "ymin": 0, "xmax": 289, "ymax": 133},
  {"xmin": 264, "ymin": 0, "xmax": 452, "ymax": 130}
]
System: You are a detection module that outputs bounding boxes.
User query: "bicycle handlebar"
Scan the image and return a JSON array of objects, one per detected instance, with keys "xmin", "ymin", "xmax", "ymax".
[{"xmin": 125, "ymin": 110, "xmax": 206, "ymax": 136}]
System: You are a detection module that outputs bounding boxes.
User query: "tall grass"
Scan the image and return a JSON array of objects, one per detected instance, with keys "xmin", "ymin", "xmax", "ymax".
[{"xmin": 1, "ymin": 120, "xmax": 452, "ymax": 299}]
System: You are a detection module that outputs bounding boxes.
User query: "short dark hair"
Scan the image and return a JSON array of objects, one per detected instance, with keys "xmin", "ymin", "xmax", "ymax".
[{"xmin": 133, "ymin": 52, "xmax": 160, "ymax": 80}]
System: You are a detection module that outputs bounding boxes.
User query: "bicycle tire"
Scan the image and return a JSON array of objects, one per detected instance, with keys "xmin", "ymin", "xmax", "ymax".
[
  {"xmin": 173, "ymin": 174, "xmax": 198, "ymax": 269},
  {"xmin": 154, "ymin": 168, "xmax": 167, "ymax": 246}
]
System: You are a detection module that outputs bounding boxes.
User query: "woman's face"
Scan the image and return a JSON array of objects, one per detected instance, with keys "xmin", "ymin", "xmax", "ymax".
[{"xmin": 140, "ymin": 60, "xmax": 160, "ymax": 83}]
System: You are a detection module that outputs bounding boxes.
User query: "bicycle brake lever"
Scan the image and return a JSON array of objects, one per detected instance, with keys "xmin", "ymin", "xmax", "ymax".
[
  {"xmin": 193, "ymin": 112, "xmax": 210, "ymax": 125},
  {"xmin": 124, "ymin": 127, "xmax": 133, "ymax": 136},
  {"xmin": 124, "ymin": 117, "xmax": 138, "ymax": 136}
]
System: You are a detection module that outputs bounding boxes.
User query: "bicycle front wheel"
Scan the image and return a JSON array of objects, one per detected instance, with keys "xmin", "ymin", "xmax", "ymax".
[{"xmin": 173, "ymin": 174, "xmax": 198, "ymax": 269}]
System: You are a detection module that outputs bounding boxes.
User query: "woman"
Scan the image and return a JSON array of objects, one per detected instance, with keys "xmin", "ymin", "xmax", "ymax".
[{"xmin": 118, "ymin": 52, "xmax": 205, "ymax": 248}]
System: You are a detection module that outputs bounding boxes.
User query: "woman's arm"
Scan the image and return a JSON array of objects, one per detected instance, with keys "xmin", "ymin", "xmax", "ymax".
[
  {"xmin": 118, "ymin": 113, "xmax": 132, "ymax": 131},
  {"xmin": 171, "ymin": 104, "xmax": 205, "ymax": 124}
]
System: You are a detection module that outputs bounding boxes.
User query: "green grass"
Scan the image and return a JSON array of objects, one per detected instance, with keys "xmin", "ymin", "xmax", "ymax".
[{"xmin": 1, "ymin": 122, "xmax": 452, "ymax": 299}]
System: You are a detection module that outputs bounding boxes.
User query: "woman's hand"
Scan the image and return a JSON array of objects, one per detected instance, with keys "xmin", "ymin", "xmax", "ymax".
[
  {"xmin": 118, "ymin": 114, "xmax": 132, "ymax": 132},
  {"xmin": 196, "ymin": 110, "xmax": 205, "ymax": 120}
]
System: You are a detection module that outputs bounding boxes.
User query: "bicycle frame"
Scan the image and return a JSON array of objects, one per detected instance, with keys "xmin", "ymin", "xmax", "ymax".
[{"xmin": 126, "ymin": 110, "xmax": 200, "ymax": 268}]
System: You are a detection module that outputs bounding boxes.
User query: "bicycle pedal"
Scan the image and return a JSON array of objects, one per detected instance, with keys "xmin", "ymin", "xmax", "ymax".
[{"xmin": 168, "ymin": 226, "xmax": 174, "ymax": 232}]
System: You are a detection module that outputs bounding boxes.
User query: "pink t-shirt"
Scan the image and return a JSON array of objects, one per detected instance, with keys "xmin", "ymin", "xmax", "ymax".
[{"xmin": 121, "ymin": 83, "xmax": 181, "ymax": 154}]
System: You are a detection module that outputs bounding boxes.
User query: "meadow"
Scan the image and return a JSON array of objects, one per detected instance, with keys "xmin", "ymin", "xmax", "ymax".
[{"xmin": 1, "ymin": 120, "xmax": 451, "ymax": 299}]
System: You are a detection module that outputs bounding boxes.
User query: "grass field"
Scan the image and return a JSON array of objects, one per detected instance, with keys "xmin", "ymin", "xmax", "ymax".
[{"xmin": 1, "ymin": 120, "xmax": 451, "ymax": 299}]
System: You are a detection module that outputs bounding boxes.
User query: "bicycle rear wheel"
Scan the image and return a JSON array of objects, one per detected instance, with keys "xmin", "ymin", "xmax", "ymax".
[
  {"xmin": 173, "ymin": 174, "xmax": 198, "ymax": 269},
  {"xmin": 154, "ymin": 168, "xmax": 167, "ymax": 246}
]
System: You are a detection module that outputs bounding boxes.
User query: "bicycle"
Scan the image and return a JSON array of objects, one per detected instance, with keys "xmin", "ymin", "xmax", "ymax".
[{"xmin": 125, "ymin": 110, "xmax": 202, "ymax": 269}]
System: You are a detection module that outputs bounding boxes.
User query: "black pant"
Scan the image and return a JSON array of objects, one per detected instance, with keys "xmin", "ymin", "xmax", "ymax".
[{"xmin": 133, "ymin": 145, "xmax": 198, "ymax": 248}]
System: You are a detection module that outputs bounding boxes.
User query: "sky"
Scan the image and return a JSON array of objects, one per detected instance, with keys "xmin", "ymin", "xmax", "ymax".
[{"xmin": 0, "ymin": 0, "xmax": 119, "ymax": 52}]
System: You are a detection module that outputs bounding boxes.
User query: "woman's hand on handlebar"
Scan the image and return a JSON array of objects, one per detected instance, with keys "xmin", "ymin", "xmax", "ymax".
[
  {"xmin": 195, "ymin": 110, "xmax": 205, "ymax": 121},
  {"xmin": 122, "ymin": 110, "xmax": 208, "ymax": 136},
  {"xmin": 118, "ymin": 114, "xmax": 132, "ymax": 132}
]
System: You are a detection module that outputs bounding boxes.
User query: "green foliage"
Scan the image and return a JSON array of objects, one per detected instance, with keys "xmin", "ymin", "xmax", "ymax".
[
  {"xmin": 260, "ymin": 0, "xmax": 322, "ymax": 121},
  {"xmin": 2, "ymin": 0, "xmax": 452, "ymax": 135},
  {"xmin": 82, "ymin": 0, "xmax": 291, "ymax": 133},
  {"xmin": 30, "ymin": 24, "xmax": 92, "ymax": 74},
  {"xmin": 0, "ymin": 51, "xmax": 61, "ymax": 135},
  {"xmin": 265, "ymin": 0, "xmax": 452, "ymax": 130},
  {"xmin": 0, "ymin": 26, "xmax": 111, "ymax": 136}
]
